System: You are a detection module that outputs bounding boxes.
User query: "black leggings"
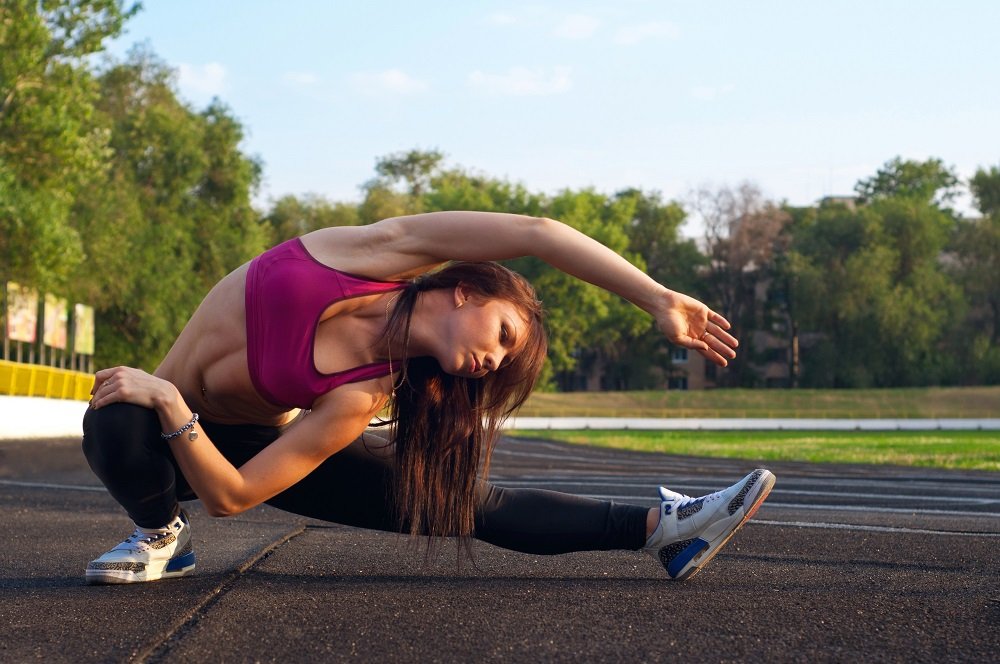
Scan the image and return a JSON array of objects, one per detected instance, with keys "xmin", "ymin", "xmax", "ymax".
[{"xmin": 81, "ymin": 403, "xmax": 648, "ymax": 555}]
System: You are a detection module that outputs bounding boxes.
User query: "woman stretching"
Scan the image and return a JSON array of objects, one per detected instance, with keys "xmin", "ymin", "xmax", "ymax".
[{"xmin": 82, "ymin": 211, "xmax": 774, "ymax": 584}]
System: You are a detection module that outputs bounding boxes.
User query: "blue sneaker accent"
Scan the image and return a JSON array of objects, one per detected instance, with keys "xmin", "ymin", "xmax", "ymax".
[
  {"xmin": 165, "ymin": 550, "xmax": 196, "ymax": 572},
  {"xmin": 666, "ymin": 538, "xmax": 708, "ymax": 578}
]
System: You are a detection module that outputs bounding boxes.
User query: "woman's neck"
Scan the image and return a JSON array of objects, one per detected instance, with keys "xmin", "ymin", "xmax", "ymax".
[{"xmin": 386, "ymin": 289, "xmax": 448, "ymax": 362}]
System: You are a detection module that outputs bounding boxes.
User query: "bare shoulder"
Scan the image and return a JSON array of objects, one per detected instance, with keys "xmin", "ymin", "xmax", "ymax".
[{"xmin": 299, "ymin": 221, "xmax": 443, "ymax": 281}]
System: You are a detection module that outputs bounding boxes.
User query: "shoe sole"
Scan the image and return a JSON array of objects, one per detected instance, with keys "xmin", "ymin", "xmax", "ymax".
[
  {"xmin": 668, "ymin": 469, "xmax": 775, "ymax": 581},
  {"xmin": 85, "ymin": 551, "xmax": 196, "ymax": 585}
]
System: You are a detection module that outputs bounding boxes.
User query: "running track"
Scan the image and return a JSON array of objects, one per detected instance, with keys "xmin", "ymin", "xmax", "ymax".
[{"xmin": 1, "ymin": 434, "xmax": 997, "ymax": 662}]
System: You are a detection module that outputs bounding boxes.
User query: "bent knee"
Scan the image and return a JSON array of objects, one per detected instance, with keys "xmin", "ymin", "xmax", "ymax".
[{"xmin": 82, "ymin": 403, "xmax": 160, "ymax": 462}]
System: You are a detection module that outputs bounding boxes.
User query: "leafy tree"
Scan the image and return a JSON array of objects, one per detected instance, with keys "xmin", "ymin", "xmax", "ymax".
[
  {"xmin": 190, "ymin": 100, "xmax": 267, "ymax": 286},
  {"xmin": 425, "ymin": 167, "xmax": 544, "ymax": 216},
  {"xmin": 855, "ymin": 156, "xmax": 959, "ymax": 206},
  {"xmin": 619, "ymin": 188, "xmax": 703, "ymax": 296},
  {"xmin": 970, "ymin": 165, "xmax": 1000, "ymax": 217},
  {"xmin": 265, "ymin": 194, "xmax": 360, "ymax": 244},
  {"xmin": 81, "ymin": 48, "xmax": 267, "ymax": 368},
  {"xmin": 373, "ymin": 148, "xmax": 444, "ymax": 199},
  {"xmin": 947, "ymin": 165, "xmax": 1000, "ymax": 383},
  {"xmin": 356, "ymin": 149, "xmax": 446, "ymax": 222},
  {"xmin": 688, "ymin": 183, "xmax": 791, "ymax": 386},
  {"xmin": 618, "ymin": 189, "xmax": 706, "ymax": 388},
  {"xmin": 540, "ymin": 189, "xmax": 650, "ymax": 389},
  {"xmin": 0, "ymin": 0, "xmax": 137, "ymax": 290},
  {"xmin": 787, "ymin": 183, "xmax": 962, "ymax": 387}
]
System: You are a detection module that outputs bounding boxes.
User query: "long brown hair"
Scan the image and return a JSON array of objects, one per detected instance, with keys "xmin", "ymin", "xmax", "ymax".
[{"xmin": 380, "ymin": 261, "xmax": 547, "ymax": 542}]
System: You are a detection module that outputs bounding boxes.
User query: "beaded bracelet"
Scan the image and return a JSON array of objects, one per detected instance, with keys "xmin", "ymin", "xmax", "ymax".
[{"xmin": 161, "ymin": 412, "xmax": 200, "ymax": 442}]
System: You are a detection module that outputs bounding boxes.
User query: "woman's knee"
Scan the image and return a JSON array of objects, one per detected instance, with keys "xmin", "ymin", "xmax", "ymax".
[{"xmin": 82, "ymin": 403, "xmax": 160, "ymax": 468}]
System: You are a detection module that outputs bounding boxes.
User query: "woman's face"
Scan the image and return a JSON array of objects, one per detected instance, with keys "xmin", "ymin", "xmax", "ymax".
[{"xmin": 437, "ymin": 288, "xmax": 529, "ymax": 378}]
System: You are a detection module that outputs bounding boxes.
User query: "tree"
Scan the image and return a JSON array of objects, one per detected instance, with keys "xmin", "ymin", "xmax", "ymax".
[
  {"xmin": 0, "ymin": 0, "xmax": 138, "ymax": 291},
  {"xmin": 855, "ymin": 157, "xmax": 959, "ymax": 206},
  {"xmin": 688, "ymin": 183, "xmax": 791, "ymax": 386},
  {"xmin": 373, "ymin": 148, "xmax": 444, "ymax": 199},
  {"xmin": 970, "ymin": 165, "xmax": 1000, "ymax": 217},
  {"xmin": 619, "ymin": 188, "xmax": 703, "ymax": 295},
  {"xmin": 617, "ymin": 189, "xmax": 706, "ymax": 388},
  {"xmin": 947, "ymin": 165, "xmax": 1000, "ymax": 383},
  {"xmin": 786, "ymin": 183, "xmax": 962, "ymax": 387},
  {"xmin": 357, "ymin": 149, "xmax": 446, "ymax": 222},
  {"xmin": 265, "ymin": 194, "xmax": 360, "ymax": 244},
  {"xmin": 78, "ymin": 47, "xmax": 267, "ymax": 369}
]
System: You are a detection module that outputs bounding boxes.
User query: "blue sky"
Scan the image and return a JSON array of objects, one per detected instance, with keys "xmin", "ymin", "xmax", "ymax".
[{"xmin": 105, "ymin": 1, "xmax": 999, "ymax": 225}]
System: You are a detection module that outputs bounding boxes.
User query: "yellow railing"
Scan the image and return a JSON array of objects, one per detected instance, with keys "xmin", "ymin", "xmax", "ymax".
[{"xmin": 0, "ymin": 359, "xmax": 92, "ymax": 401}]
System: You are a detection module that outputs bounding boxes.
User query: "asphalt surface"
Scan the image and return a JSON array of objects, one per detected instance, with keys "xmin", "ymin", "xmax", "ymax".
[{"xmin": 1, "ymin": 435, "xmax": 998, "ymax": 663}]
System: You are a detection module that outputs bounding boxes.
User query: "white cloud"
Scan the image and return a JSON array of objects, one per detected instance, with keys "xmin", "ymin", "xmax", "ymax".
[
  {"xmin": 468, "ymin": 66, "xmax": 573, "ymax": 96},
  {"xmin": 284, "ymin": 71, "xmax": 319, "ymax": 86},
  {"xmin": 614, "ymin": 21, "xmax": 680, "ymax": 45},
  {"xmin": 351, "ymin": 69, "xmax": 428, "ymax": 95},
  {"xmin": 177, "ymin": 62, "xmax": 227, "ymax": 99},
  {"xmin": 553, "ymin": 14, "xmax": 600, "ymax": 39},
  {"xmin": 691, "ymin": 84, "xmax": 736, "ymax": 101}
]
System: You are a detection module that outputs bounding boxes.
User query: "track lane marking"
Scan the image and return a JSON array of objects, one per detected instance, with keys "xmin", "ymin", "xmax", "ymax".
[
  {"xmin": 0, "ymin": 479, "xmax": 105, "ymax": 492},
  {"xmin": 492, "ymin": 478, "xmax": 999, "ymax": 504},
  {"xmin": 752, "ymin": 519, "xmax": 1000, "ymax": 537}
]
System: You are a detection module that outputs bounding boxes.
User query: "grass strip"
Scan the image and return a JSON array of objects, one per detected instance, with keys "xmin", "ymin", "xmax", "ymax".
[
  {"xmin": 509, "ymin": 429, "xmax": 1000, "ymax": 472},
  {"xmin": 519, "ymin": 386, "xmax": 1000, "ymax": 419}
]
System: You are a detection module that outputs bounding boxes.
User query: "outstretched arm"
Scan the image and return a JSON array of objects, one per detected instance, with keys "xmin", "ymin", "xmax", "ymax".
[{"xmin": 367, "ymin": 211, "xmax": 738, "ymax": 366}]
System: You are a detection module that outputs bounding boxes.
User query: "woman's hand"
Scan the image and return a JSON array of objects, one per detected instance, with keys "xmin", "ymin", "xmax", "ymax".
[
  {"xmin": 90, "ymin": 366, "xmax": 179, "ymax": 411},
  {"xmin": 655, "ymin": 290, "xmax": 739, "ymax": 367}
]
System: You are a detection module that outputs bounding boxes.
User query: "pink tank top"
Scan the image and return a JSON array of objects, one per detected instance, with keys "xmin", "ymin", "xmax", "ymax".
[{"xmin": 245, "ymin": 238, "xmax": 405, "ymax": 409}]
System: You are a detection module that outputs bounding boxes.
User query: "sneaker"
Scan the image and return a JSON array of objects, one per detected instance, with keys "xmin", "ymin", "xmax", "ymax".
[
  {"xmin": 85, "ymin": 511, "xmax": 196, "ymax": 584},
  {"xmin": 644, "ymin": 469, "xmax": 775, "ymax": 581}
]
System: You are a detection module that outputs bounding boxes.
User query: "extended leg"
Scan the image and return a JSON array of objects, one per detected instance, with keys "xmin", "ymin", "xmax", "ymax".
[{"xmin": 254, "ymin": 431, "xmax": 648, "ymax": 554}]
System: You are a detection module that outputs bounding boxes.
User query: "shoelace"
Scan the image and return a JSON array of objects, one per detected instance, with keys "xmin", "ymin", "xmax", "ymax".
[
  {"xmin": 663, "ymin": 489, "xmax": 724, "ymax": 515},
  {"xmin": 116, "ymin": 528, "xmax": 171, "ymax": 553}
]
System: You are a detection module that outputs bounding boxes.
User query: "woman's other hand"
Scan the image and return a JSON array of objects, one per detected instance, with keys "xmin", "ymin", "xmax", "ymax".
[{"xmin": 655, "ymin": 290, "xmax": 739, "ymax": 367}]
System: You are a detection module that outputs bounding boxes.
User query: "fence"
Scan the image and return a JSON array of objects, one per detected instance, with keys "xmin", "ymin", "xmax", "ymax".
[{"xmin": 0, "ymin": 359, "xmax": 92, "ymax": 402}]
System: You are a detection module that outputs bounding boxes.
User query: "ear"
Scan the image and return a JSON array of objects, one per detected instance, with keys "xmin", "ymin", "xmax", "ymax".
[{"xmin": 453, "ymin": 284, "xmax": 469, "ymax": 308}]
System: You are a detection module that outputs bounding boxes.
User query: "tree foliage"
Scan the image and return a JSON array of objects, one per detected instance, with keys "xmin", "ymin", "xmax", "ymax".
[
  {"xmin": 855, "ymin": 157, "xmax": 959, "ymax": 206},
  {"xmin": 2, "ymin": 0, "xmax": 995, "ymax": 389},
  {"xmin": 0, "ymin": 0, "xmax": 137, "ymax": 290}
]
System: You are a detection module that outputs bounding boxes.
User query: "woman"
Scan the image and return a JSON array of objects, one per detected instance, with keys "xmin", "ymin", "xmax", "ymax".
[{"xmin": 82, "ymin": 211, "xmax": 774, "ymax": 585}]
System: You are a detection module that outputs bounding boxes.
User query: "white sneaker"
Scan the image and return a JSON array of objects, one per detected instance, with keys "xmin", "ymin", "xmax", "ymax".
[
  {"xmin": 86, "ymin": 511, "xmax": 196, "ymax": 584},
  {"xmin": 644, "ymin": 469, "xmax": 775, "ymax": 581}
]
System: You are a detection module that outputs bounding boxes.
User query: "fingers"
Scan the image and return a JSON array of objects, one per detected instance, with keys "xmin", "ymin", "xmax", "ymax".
[
  {"xmin": 90, "ymin": 366, "xmax": 126, "ymax": 408},
  {"xmin": 694, "ymin": 321, "xmax": 738, "ymax": 367},
  {"xmin": 90, "ymin": 376, "xmax": 117, "ymax": 409},
  {"xmin": 704, "ymin": 321, "xmax": 739, "ymax": 349},
  {"xmin": 708, "ymin": 310, "xmax": 732, "ymax": 330}
]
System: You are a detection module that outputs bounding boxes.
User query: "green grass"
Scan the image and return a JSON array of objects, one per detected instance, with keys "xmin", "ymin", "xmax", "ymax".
[
  {"xmin": 519, "ymin": 386, "xmax": 1000, "ymax": 419},
  {"xmin": 509, "ymin": 429, "xmax": 1000, "ymax": 472}
]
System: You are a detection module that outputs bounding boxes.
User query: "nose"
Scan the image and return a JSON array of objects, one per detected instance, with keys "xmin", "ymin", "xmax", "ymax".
[{"xmin": 483, "ymin": 351, "xmax": 505, "ymax": 372}]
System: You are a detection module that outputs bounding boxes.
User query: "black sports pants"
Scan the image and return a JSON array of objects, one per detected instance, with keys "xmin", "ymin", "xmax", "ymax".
[{"xmin": 82, "ymin": 403, "xmax": 648, "ymax": 554}]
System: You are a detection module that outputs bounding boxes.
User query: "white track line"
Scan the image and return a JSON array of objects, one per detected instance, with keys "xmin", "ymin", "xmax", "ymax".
[
  {"xmin": 0, "ymin": 479, "xmax": 106, "ymax": 492},
  {"xmin": 751, "ymin": 519, "xmax": 1000, "ymax": 537},
  {"xmin": 492, "ymin": 479, "xmax": 999, "ymax": 505}
]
